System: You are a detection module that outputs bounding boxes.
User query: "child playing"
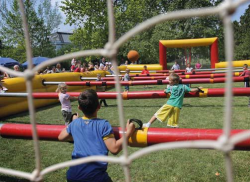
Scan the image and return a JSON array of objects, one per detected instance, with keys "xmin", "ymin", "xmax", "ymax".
[
  {"xmin": 143, "ymin": 73, "xmax": 202, "ymax": 128},
  {"xmin": 240, "ymin": 64, "xmax": 250, "ymax": 87},
  {"xmin": 58, "ymin": 89, "xmax": 135, "ymax": 182},
  {"xmin": 185, "ymin": 63, "xmax": 193, "ymax": 87},
  {"xmin": 185, "ymin": 63, "xmax": 193, "ymax": 73},
  {"xmin": 123, "ymin": 69, "xmax": 130, "ymax": 91},
  {"xmin": 96, "ymin": 74, "xmax": 108, "ymax": 107},
  {"xmin": 239, "ymin": 64, "xmax": 250, "ymax": 107},
  {"xmin": 56, "ymin": 83, "xmax": 73, "ymax": 125},
  {"xmin": 141, "ymin": 65, "xmax": 149, "ymax": 88},
  {"xmin": 141, "ymin": 65, "xmax": 149, "ymax": 75}
]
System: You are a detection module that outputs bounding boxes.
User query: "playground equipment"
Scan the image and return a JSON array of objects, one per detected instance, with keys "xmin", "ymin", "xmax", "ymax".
[
  {"xmin": 0, "ymin": 71, "xmax": 108, "ymax": 118},
  {"xmin": 159, "ymin": 37, "xmax": 219, "ymax": 69},
  {"xmin": 129, "ymin": 71, "xmax": 242, "ymax": 76},
  {"xmin": 1, "ymin": 123, "xmax": 250, "ymax": 150},
  {"xmin": 1, "ymin": 88, "xmax": 250, "ymax": 100},
  {"xmin": 43, "ymin": 77, "xmax": 249, "ymax": 86},
  {"xmin": 215, "ymin": 60, "xmax": 250, "ymax": 68},
  {"xmin": 0, "ymin": 1, "xmax": 248, "ymax": 182},
  {"xmin": 84, "ymin": 73, "xmax": 241, "ymax": 81}
]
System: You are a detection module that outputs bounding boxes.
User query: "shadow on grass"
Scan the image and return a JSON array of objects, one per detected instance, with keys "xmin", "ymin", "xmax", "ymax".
[
  {"xmin": 183, "ymin": 104, "xmax": 248, "ymax": 107},
  {"xmin": 0, "ymin": 175, "xmax": 30, "ymax": 182},
  {"xmin": 100, "ymin": 105, "xmax": 161, "ymax": 108}
]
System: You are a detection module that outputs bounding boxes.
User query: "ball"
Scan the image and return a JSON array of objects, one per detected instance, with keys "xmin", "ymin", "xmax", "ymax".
[{"xmin": 127, "ymin": 50, "xmax": 139, "ymax": 63}]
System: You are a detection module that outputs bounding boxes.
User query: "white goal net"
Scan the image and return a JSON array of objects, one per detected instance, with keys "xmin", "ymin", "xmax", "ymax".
[{"xmin": 0, "ymin": 0, "xmax": 250, "ymax": 181}]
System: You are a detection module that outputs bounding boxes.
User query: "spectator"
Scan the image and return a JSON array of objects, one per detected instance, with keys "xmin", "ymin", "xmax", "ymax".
[
  {"xmin": 123, "ymin": 69, "xmax": 130, "ymax": 92},
  {"xmin": 171, "ymin": 61, "xmax": 180, "ymax": 70},
  {"xmin": 43, "ymin": 66, "xmax": 52, "ymax": 74},
  {"xmin": 5, "ymin": 65, "xmax": 20, "ymax": 78},
  {"xmin": 71, "ymin": 61, "xmax": 77, "ymax": 72},
  {"xmin": 100, "ymin": 57, "xmax": 106, "ymax": 67},
  {"xmin": 88, "ymin": 62, "xmax": 95, "ymax": 71},
  {"xmin": 96, "ymin": 74, "xmax": 108, "ymax": 107},
  {"xmin": 71, "ymin": 58, "xmax": 76, "ymax": 66},
  {"xmin": 195, "ymin": 61, "xmax": 202, "ymax": 69},
  {"xmin": 94, "ymin": 65, "xmax": 99, "ymax": 70},
  {"xmin": 56, "ymin": 63, "xmax": 62, "ymax": 73},
  {"xmin": 185, "ymin": 63, "xmax": 193, "ymax": 73},
  {"xmin": 51, "ymin": 66, "xmax": 56, "ymax": 73}
]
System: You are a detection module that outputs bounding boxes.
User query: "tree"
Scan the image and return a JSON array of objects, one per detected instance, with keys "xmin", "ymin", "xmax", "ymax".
[
  {"xmin": 0, "ymin": 0, "xmax": 62, "ymax": 62},
  {"xmin": 234, "ymin": 5, "xmax": 250, "ymax": 60},
  {"xmin": 61, "ymin": 0, "xmax": 224, "ymax": 64}
]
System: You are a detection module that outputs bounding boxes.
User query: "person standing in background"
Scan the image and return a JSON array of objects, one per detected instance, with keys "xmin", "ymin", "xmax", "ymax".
[{"xmin": 171, "ymin": 61, "xmax": 180, "ymax": 70}]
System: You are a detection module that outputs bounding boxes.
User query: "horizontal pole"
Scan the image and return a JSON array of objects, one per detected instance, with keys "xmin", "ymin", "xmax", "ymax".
[
  {"xmin": 103, "ymin": 71, "xmax": 242, "ymax": 77},
  {"xmin": 129, "ymin": 71, "xmax": 242, "ymax": 77},
  {"xmin": 43, "ymin": 77, "xmax": 249, "ymax": 86},
  {"xmin": 120, "ymin": 70, "xmax": 156, "ymax": 73},
  {"xmin": 92, "ymin": 73, "xmax": 242, "ymax": 81},
  {"xmin": 1, "ymin": 87, "xmax": 250, "ymax": 99},
  {"xmin": 0, "ymin": 123, "xmax": 250, "ymax": 150},
  {"xmin": 155, "ymin": 67, "xmax": 242, "ymax": 73}
]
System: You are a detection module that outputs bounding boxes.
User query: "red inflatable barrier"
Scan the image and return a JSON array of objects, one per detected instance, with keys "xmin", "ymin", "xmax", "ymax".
[
  {"xmin": 101, "ymin": 73, "xmax": 241, "ymax": 81},
  {"xmin": 47, "ymin": 76, "xmax": 248, "ymax": 86},
  {"xmin": 1, "ymin": 123, "xmax": 250, "ymax": 150},
  {"xmin": 1, "ymin": 87, "xmax": 250, "ymax": 99}
]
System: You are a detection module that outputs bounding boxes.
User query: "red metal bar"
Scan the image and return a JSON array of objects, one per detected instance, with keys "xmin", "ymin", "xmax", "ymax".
[
  {"xmin": 1, "ymin": 123, "xmax": 250, "ymax": 150},
  {"xmin": 26, "ymin": 87, "xmax": 250, "ymax": 99},
  {"xmin": 156, "ymin": 70, "xmax": 186, "ymax": 73},
  {"xmin": 130, "ymin": 72, "xmax": 242, "ymax": 77},
  {"xmin": 147, "ymin": 128, "xmax": 250, "ymax": 150},
  {"xmin": 133, "ymin": 73, "xmax": 240, "ymax": 80},
  {"xmin": 61, "ymin": 77, "xmax": 247, "ymax": 86},
  {"xmin": 102, "ymin": 74, "xmax": 241, "ymax": 81}
]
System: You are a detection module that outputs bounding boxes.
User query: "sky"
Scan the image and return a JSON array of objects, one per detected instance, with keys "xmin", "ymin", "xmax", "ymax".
[{"xmin": 52, "ymin": 0, "xmax": 250, "ymax": 33}]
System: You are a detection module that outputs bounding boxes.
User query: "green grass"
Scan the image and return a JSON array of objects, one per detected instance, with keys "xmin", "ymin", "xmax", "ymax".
[{"xmin": 1, "ymin": 83, "xmax": 250, "ymax": 182}]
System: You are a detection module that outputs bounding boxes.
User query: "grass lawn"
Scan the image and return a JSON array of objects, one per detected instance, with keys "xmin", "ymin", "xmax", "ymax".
[{"xmin": 1, "ymin": 82, "xmax": 250, "ymax": 182}]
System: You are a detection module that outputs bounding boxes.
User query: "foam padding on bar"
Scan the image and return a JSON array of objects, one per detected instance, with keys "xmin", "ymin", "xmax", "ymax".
[
  {"xmin": 199, "ymin": 88, "xmax": 208, "ymax": 97},
  {"xmin": 128, "ymin": 127, "xmax": 148, "ymax": 147},
  {"xmin": 234, "ymin": 72, "xmax": 240, "ymax": 76},
  {"xmin": 122, "ymin": 92, "xmax": 128, "ymax": 100}
]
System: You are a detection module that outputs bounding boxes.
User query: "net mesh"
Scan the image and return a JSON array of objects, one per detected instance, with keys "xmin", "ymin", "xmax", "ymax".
[{"xmin": 0, "ymin": 0, "xmax": 250, "ymax": 181}]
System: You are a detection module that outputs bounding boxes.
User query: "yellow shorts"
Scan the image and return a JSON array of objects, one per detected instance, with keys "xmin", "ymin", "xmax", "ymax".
[{"xmin": 154, "ymin": 104, "xmax": 180, "ymax": 127}]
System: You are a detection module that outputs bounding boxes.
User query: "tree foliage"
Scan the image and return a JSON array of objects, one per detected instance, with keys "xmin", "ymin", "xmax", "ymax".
[
  {"xmin": 234, "ymin": 5, "xmax": 250, "ymax": 60},
  {"xmin": 0, "ymin": 0, "xmax": 62, "ymax": 62},
  {"xmin": 61, "ymin": 0, "xmax": 225, "ymax": 64}
]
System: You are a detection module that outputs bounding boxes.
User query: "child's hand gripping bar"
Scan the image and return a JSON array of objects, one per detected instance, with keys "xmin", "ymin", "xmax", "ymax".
[
  {"xmin": 197, "ymin": 87, "xmax": 204, "ymax": 93},
  {"xmin": 129, "ymin": 119, "xmax": 143, "ymax": 130}
]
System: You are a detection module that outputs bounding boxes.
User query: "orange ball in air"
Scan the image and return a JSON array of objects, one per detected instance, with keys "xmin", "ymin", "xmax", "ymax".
[{"xmin": 127, "ymin": 50, "xmax": 139, "ymax": 63}]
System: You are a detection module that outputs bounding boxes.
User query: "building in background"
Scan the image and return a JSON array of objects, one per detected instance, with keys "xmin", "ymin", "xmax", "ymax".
[{"xmin": 50, "ymin": 32, "xmax": 73, "ymax": 51}]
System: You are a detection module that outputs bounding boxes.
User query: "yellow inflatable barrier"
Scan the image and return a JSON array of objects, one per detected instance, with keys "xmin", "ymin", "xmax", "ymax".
[
  {"xmin": 215, "ymin": 60, "xmax": 250, "ymax": 68},
  {"xmin": 0, "ymin": 71, "xmax": 108, "ymax": 118},
  {"xmin": 119, "ymin": 64, "xmax": 163, "ymax": 71}
]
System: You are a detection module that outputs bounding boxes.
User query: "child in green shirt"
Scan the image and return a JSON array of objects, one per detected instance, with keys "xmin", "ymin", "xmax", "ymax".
[{"xmin": 143, "ymin": 73, "xmax": 202, "ymax": 128}]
